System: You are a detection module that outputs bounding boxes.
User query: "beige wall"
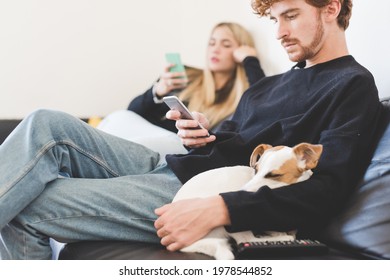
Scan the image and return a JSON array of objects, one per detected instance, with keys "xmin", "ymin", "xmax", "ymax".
[{"xmin": 0, "ymin": 0, "xmax": 389, "ymax": 119}]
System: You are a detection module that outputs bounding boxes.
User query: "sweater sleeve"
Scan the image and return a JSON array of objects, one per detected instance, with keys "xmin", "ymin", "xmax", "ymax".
[
  {"xmin": 127, "ymin": 85, "xmax": 178, "ymax": 132},
  {"xmin": 220, "ymin": 73, "xmax": 382, "ymax": 235},
  {"xmin": 127, "ymin": 86, "xmax": 156, "ymax": 114},
  {"xmin": 242, "ymin": 56, "xmax": 266, "ymax": 86}
]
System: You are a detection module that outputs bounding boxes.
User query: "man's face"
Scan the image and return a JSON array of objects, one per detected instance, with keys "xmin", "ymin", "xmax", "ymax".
[{"xmin": 270, "ymin": 0, "xmax": 325, "ymax": 64}]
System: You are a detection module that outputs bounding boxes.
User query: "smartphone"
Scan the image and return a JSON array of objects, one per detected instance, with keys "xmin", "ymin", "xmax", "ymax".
[
  {"xmin": 163, "ymin": 96, "xmax": 210, "ymax": 136},
  {"xmin": 165, "ymin": 53, "xmax": 186, "ymax": 77}
]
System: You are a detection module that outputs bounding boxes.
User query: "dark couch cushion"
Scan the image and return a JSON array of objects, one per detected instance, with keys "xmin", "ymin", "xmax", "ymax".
[
  {"xmin": 0, "ymin": 119, "xmax": 21, "ymax": 144},
  {"xmin": 58, "ymin": 240, "xmax": 368, "ymax": 260},
  {"xmin": 321, "ymin": 174, "xmax": 390, "ymax": 259},
  {"xmin": 59, "ymin": 241, "xmax": 213, "ymax": 260},
  {"xmin": 320, "ymin": 99, "xmax": 390, "ymax": 259},
  {"xmin": 362, "ymin": 99, "xmax": 390, "ymax": 183}
]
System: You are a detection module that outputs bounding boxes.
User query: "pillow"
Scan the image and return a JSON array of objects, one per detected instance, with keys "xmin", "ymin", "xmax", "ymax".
[
  {"xmin": 321, "ymin": 174, "xmax": 390, "ymax": 259},
  {"xmin": 97, "ymin": 110, "xmax": 188, "ymax": 158},
  {"xmin": 321, "ymin": 100, "xmax": 390, "ymax": 259},
  {"xmin": 362, "ymin": 99, "xmax": 390, "ymax": 184}
]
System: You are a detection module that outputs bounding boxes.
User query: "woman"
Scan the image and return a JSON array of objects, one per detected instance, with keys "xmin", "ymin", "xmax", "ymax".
[
  {"xmin": 127, "ymin": 22, "xmax": 265, "ymax": 132},
  {"xmin": 97, "ymin": 22, "xmax": 265, "ymax": 157}
]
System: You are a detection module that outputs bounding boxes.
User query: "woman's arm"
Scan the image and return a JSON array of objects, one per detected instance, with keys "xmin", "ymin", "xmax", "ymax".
[
  {"xmin": 233, "ymin": 46, "xmax": 266, "ymax": 85},
  {"xmin": 127, "ymin": 65, "xmax": 188, "ymax": 132},
  {"xmin": 242, "ymin": 56, "xmax": 266, "ymax": 85},
  {"xmin": 127, "ymin": 85, "xmax": 178, "ymax": 132}
]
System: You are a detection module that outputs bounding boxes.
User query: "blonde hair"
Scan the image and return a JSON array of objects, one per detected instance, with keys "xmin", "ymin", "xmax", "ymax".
[{"xmin": 178, "ymin": 22, "xmax": 256, "ymax": 129}]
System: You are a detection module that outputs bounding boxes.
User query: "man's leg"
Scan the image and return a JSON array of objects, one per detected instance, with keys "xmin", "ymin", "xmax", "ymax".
[
  {"xmin": 0, "ymin": 109, "xmax": 161, "ymax": 229},
  {"xmin": 1, "ymin": 163, "xmax": 182, "ymax": 259},
  {"xmin": 0, "ymin": 109, "xmax": 178, "ymax": 259}
]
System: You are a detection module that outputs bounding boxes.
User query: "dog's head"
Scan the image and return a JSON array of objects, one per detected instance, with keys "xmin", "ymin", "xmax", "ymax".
[{"xmin": 249, "ymin": 143, "xmax": 323, "ymax": 186}]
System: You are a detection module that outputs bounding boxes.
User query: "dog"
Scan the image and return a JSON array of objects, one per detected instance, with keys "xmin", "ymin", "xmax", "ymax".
[{"xmin": 172, "ymin": 142, "xmax": 323, "ymax": 260}]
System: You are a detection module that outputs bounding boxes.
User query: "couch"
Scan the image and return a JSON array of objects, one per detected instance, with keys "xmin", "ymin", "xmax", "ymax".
[
  {"xmin": 56, "ymin": 98, "xmax": 390, "ymax": 260},
  {"xmin": 1, "ymin": 100, "xmax": 389, "ymax": 260}
]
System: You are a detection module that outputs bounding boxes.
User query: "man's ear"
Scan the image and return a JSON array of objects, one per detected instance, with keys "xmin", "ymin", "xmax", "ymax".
[
  {"xmin": 293, "ymin": 143, "xmax": 323, "ymax": 170},
  {"xmin": 323, "ymin": 0, "xmax": 341, "ymax": 23},
  {"xmin": 250, "ymin": 144, "xmax": 272, "ymax": 168}
]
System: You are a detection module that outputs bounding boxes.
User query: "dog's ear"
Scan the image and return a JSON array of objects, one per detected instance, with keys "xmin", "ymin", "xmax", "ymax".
[
  {"xmin": 250, "ymin": 144, "xmax": 273, "ymax": 168},
  {"xmin": 293, "ymin": 143, "xmax": 323, "ymax": 170}
]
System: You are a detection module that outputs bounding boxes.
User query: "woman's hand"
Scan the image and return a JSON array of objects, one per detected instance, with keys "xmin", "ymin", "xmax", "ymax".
[
  {"xmin": 154, "ymin": 196, "xmax": 231, "ymax": 251},
  {"xmin": 233, "ymin": 45, "xmax": 257, "ymax": 63},
  {"xmin": 166, "ymin": 110, "xmax": 216, "ymax": 148},
  {"xmin": 154, "ymin": 64, "xmax": 188, "ymax": 97}
]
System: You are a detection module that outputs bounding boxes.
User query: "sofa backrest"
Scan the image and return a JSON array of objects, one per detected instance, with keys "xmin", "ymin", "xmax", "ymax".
[{"xmin": 321, "ymin": 98, "xmax": 390, "ymax": 259}]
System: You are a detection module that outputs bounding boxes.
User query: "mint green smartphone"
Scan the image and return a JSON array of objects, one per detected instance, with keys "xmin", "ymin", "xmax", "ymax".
[{"xmin": 165, "ymin": 53, "xmax": 186, "ymax": 73}]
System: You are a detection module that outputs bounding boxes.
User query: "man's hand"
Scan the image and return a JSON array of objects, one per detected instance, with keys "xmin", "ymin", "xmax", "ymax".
[
  {"xmin": 166, "ymin": 110, "xmax": 216, "ymax": 148},
  {"xmin": 154, "ymin": 196, "xmax": 231, "ymax": 251}
]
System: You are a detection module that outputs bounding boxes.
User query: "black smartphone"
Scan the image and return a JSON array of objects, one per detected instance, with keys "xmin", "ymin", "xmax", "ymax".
[{"xmin": 163, "ymin": 96, "xmax": 210, "ymax": 136}]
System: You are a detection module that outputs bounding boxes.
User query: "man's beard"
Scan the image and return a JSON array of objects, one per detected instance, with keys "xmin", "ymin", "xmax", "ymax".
[
  {"xmin": 300, "ymin": 16, "xmax": 324, "ymax": 61},
  {"xmin": 283, "ymin": 13, "xmax": 325, "ymax": 62}
]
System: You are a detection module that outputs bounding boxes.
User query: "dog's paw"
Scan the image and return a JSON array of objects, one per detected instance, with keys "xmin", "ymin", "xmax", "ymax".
[{"xmin": 214, "ymin": 248, "xmax": 235, "ymax": 260}]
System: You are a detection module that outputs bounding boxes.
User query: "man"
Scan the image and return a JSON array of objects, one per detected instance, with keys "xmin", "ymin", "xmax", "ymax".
[
  {"xmin": 155, "ymin": 0, "xmax": 381, "ymax": 251},
  {"xmin": 0, "ymin": 0, "xmax": 381, "ymax": 259}
]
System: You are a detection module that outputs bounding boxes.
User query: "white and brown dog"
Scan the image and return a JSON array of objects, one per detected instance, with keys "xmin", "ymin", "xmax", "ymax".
[{"xmin": 172, "ymin": 142, "xmax": 323, "ymax": 260}]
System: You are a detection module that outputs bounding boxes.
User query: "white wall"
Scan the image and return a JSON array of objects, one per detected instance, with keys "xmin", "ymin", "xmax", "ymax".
[{"xmin": 0, "ymin": 0, "xmax": 389, "ymax": 119}]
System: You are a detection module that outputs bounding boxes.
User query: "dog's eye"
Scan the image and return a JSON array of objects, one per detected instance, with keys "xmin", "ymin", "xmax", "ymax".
[{"xmin": 265, "ymin": 172, "xmax": 282, "ymax": 179}]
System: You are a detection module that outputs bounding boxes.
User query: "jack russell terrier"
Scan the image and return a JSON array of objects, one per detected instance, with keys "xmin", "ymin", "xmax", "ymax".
[{"xmin": 172, "ymin": 142, "xmax": 323, "ymax": 260}]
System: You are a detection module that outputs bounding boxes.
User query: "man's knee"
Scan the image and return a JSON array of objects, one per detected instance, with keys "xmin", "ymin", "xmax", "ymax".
[{"xmin": 26, "ymin": 109, "xmax": 65, "ymax": 124}]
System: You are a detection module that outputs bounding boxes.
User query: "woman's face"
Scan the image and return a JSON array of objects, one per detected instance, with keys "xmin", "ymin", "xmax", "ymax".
[{"xmin": 207, "ymin": 26, "xmax": 240, "ymax": 74}]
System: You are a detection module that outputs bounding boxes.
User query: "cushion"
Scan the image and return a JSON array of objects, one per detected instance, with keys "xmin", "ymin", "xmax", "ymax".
[
  {"xmin": 59, "ymin": 241, "xmax": 213, "ymax": 260},
  {"xmin": 97, "ymin": 110, "xmax": 188, "ymax": 158},
  {"xmin": 363, "ymin": 132, "xmax": 390, "ymax": 182},
  {"xmin": 321, "ymin": 174, "xmax": 390, "ymax": 259},
  {"xmin": 320, "ymin": 99, "xmax": 390, "ymax": 259},
  {"xmin": 362, "ymin": 99, "xmax": 390, "ymax": 183}
]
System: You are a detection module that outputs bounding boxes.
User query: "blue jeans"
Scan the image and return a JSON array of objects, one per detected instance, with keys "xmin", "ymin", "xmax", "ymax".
[{"xmin": 0, "ymin": 109, "xmax": 182, "ymax": 259}]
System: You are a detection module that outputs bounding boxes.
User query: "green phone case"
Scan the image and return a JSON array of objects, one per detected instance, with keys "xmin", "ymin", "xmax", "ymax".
[{"xmin": 165, "ymin": 53, "xmax": 186, "ymax": 73}]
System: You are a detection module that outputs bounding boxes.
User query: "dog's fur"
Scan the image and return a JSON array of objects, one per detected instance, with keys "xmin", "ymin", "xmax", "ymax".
[{"xmin": 172, "ymin": 143, "xmax": 323, "ymax": 260}]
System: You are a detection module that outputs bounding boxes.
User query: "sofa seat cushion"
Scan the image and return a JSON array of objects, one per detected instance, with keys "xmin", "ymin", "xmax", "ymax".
[
  {"xmin": 59, "ymin": 241, "xmax": 213, "ymax": 260},
  {"xmin": 58, "ymin": 240, "xmax": 370, "ymax": 260}
]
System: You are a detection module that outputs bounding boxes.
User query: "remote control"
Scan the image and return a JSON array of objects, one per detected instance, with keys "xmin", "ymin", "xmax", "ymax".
[{"xmin": 234, "ymin": 239, "xmax": 329, "ymax": 259}]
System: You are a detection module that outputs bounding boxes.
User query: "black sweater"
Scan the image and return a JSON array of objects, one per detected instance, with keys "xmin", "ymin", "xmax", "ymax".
[
  {"xmin": 166, "ymin": 56, "xmax": 383, "ymax": 235},
  {"xmin": 127, "ymin": 57, "xmax": 265, "ymax": 132}
]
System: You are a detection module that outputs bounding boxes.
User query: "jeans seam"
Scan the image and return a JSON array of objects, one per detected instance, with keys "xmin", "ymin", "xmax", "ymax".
[
  {"xmin": 27, "ymin": 214, "xmax": 156, "ymax": 226},
  {"xmin": 22, "ymin": 230, "xmax": 27, "ymax": 260},
  {"xmin": 56, "ymin": 139, "xmax": 120, "ymax": 177},
  {"xmin": 0, "ymin": 140, "xmax": 57, "ymax": 198}
]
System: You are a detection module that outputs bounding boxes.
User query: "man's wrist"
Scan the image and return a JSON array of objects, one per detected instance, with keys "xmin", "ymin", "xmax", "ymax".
[{"xmin": 210, "ymin": 195, "xmax": 231, "ymax": 227}]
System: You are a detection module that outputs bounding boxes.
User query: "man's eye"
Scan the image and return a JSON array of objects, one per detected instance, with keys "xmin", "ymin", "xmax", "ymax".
[
  {"xmin": 286, "ymin": 14, "xmax": 298, "ymax": 20},
  {"xmin": 265, "ymin": 172, "xmax": 282, "ymax": 178}
]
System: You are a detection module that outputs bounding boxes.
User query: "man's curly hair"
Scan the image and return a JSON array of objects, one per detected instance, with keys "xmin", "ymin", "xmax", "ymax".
[{"xmin": 251, "ymin": 0, "xmax": 353, "ymax": 30}]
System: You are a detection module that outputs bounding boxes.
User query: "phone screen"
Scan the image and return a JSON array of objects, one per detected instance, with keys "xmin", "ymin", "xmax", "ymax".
[
  {"xmin": 162, "ymin": 96, "xmax": 194, "ymax": 120},
  {"xmin": 163, "ymin": 96, "xmax": 210, "ymax": 136}
]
